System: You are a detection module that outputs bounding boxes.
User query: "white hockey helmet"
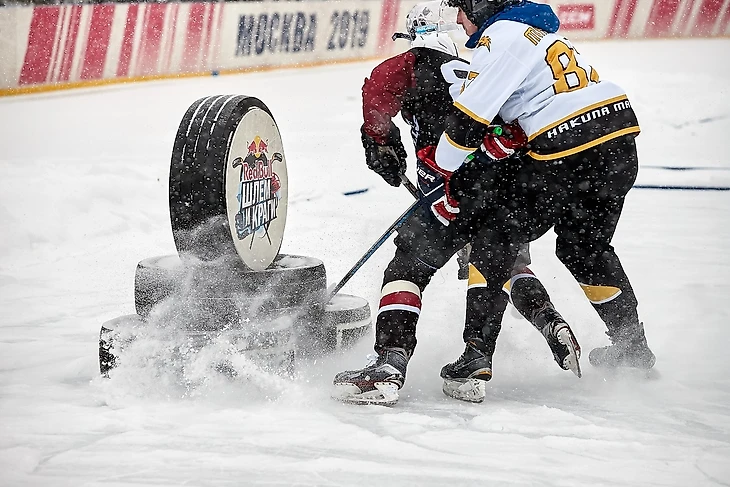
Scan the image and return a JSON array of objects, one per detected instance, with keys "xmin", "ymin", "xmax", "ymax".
[
  {"xmin": 392, "ymin": 1, "xmax": 460, "ymax": 56},
  {"xmin": 410, "ymin": 32, "xmax": 458, "ymax": 56}
]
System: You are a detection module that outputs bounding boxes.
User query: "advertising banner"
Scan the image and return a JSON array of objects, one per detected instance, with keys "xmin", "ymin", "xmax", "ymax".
[{"xmin": 0, "ymin": 0, "xmax": 727, "ymax": 96}]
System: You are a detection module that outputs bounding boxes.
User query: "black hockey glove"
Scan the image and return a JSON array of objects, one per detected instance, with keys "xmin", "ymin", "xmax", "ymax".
[{"xmin": 361, "ymin": 123, "xmax": 408, "ymax": 187}]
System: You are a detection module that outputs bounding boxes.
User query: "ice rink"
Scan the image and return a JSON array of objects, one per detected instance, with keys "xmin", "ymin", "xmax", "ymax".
[{"xmin": 1, "ymin": 38, "xmax": 730, "ymax": 486}]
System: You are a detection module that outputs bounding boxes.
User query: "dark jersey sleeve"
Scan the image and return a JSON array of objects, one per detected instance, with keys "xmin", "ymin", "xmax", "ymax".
[
  {"xmin": 362, "ymin": 51, "xmax": 417, "ymax": 145},
  {"xmin": 444, "ymin": 108, "xmax": 495, "ymax": 149}
]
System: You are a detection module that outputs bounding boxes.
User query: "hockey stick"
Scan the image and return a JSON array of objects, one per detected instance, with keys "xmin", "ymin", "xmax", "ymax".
[
  {"xmin": 400, "ymin": 173, "xmax": 420, "ymax": 198},
  {"xmin": 326, "ymin": 174, "xmax": 425, "ymax": 301},
  {"xmin": 400, "ymin": 173, "xmax": 470, "ymax": 279}
]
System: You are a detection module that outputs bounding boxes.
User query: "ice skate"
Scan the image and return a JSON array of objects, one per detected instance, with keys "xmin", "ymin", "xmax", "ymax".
[
  {"xmin": 536, "ymin": 308, "xmax": 582, "ymax": 378},
  {"xmin": 440, "ymin": 339, "xmax": 493, "ymax": 403},
  {"xmin": 589, "ymin": 323, "xmax": 656, "ymax": 370},
  {"xmin": 332, "ymin": 347, "xmax": 408, "ymax": 406}
]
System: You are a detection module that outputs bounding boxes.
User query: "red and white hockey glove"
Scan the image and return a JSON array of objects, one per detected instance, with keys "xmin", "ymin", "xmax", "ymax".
[
  {"xmin": 480, "ymin": 122, "xmax": 528, "ymax": 161},
  {"xmin": 416, "ymin": 146, "xmax": 460, "ymax": 226}
]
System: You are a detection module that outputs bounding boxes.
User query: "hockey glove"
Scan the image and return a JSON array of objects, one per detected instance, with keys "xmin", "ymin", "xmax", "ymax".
[
  {"xmin": 361, "ymin": 124, "xmax": 408, "ymax": 187},
  {"xmin": 416, "ymin": 145, "xmax": 460, "ymax": 226},
  {"xmin": 480, "ymin": 122, "xmax": 528, "ymax": 161}
]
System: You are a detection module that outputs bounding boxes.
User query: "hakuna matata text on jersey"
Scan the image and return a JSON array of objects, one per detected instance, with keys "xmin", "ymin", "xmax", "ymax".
[{"xmin": 451, "ymin": 21, "xmax": 640, "ymax": 162}]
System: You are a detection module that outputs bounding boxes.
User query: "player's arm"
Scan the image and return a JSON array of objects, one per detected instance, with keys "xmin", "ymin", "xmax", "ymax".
[
  {"xmin": 434, "ymin": 110, "xmax": 489, "ymax": 171},
  {"xmin": 436, "ymin": 47, "xmax": 531, "ymax": 171},
  {"xmin": 421, "ymin": 38, "xmax": 531, "ymax": 225},
  {"xmin": 360, "ymin": 51, "xmax": 416, "ymax": 187},
  {"xmin": 361, "ymin": 51, "xmax": 416, "ymax": 144}
]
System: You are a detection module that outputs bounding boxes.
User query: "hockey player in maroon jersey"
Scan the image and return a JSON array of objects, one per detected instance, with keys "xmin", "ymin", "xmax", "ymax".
[{"xmin": 333, "ymin": 2, "xmax": 581, "ymax": 405}]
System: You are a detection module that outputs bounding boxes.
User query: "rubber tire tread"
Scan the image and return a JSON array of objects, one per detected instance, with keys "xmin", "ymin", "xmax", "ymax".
[
  {"xmin": 99, "ymin": 314, "xmax": 143, "ymax": 376},
  {"xmin": 169, "ymin": 95, "xmax": 279, "ymax": 263},
  {"xmin": 307, "ymin": 294, "xmax": 372, "ymax": 352},
  {"xmin": 325, "ymin": 294, "xmax": 371, "ymax": 323},
  {"xmin": 134, "ymin": 254, "xmax": 326, "ymax": 319},
  {"xmin": 171, "ymin": 95, "xmax": 234, "ymax": 257},
  {"xmin": 170, "ymin": 95, "xmax": 223, "ymax": 236}
]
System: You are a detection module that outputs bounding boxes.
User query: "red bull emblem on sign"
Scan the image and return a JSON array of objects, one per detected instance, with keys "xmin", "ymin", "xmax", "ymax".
[{"xmin": 232, "ymin": 135, "xmax": 283, "ymax": 240}]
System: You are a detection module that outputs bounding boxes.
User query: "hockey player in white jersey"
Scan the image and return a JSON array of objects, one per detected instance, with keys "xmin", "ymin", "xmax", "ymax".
[{"xmin": 430, "ymin": 0, "xmax": 656, "ymax": 378}]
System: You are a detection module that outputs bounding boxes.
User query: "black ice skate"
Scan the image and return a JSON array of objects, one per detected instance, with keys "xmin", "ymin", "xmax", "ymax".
[
  {"xmin": 535, "ymin": 307, "xmax": 582, "ymax": 378},
  {"xmin": 440, "ymin": 339, "xmax": 493, "ymax": 403},
  {"xmin": 332, "ymin": 347, "xmax": 409, "ymax": 406},
  {"xmin": 589, "ymin": 324, "xmax": 656, "ymax": 370}
]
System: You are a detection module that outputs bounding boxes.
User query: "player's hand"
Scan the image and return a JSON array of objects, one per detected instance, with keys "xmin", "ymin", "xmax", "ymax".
[
  {"xmin": 361, "ymin": 124, "xmax": 407, "ymax": 187},
  {"xmin": 481, "ymin": 122, "xmax": 528, "ymax": 161},
  {"xmin": 416, "ymin": 145, "xmax": 460, "ymax": 226}
]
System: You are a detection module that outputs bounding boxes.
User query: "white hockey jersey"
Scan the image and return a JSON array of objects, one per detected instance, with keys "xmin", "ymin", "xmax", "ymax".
[{"xmin": 435, "ymin": 18, "xmax": 640, "ymax": 171}]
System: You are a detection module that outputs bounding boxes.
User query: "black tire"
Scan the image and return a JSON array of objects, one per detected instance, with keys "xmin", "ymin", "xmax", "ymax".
[
  {"xmin": 99, "ymin": 314, "xmax": 296, "ymax": 378},
  {"xmin": 99, "ymin": 314, "xmax": 143, "ymax": 377},
  {"xmin": 304, "ymin": 294, "xmax": 372, "ymax": 353},
  {"xmin": 169, "ymin": 95, "xmax": 288, "ymax": 271},
  {"xmin": 134, "ymin": 254, "xmax": 326, "ymax": 331},
  {"xmin": 169, "ymin": 95, "xmax": 237, "ymax": 257}
]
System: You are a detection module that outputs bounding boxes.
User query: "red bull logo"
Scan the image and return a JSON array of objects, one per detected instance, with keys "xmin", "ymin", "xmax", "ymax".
[
  {"xmin": 232, "ymin": 135, "xmax": 283, "ymax": 240},
  {"xmin": 248, "ymin": 136, "xmax": 268, "ymax": 156}
]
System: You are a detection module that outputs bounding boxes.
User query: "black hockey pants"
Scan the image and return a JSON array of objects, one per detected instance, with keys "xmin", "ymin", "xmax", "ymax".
[
  {"xmin": 374, "ymin": 134, "xmax": 642, "ymax": 354},
  {"xmin": 546, "ymin": 135, "xmax": 642, "ymax": 337},
  {"xmin": 375, "ymin": 151, "xmax": 549, "ymax": 354}
]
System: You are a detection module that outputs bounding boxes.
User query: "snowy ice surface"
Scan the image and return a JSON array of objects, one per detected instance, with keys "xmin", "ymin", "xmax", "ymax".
[{"xmin": 1, "ymin": 39, "xmax": 729, "ymax": 486}]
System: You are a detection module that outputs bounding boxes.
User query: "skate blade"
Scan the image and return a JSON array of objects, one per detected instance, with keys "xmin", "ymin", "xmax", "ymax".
[
  {"xmin": 556, "ymin": 328, "xmax": 582, "ymax": 378},
  {"xmin": 442, "ymin": 378, "xmax": 487, "ymax": 403},
  {"xmin": 332, "ymin": 382, "xmax": 400, "ymax": 406}
]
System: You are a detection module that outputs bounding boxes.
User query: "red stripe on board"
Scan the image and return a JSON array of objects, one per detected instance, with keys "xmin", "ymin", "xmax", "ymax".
[
  {"xmin": 47, "ymin": 6, "xmax": 66, "ymax": 82},
  {"xmin": 693, "ymin": 0, "xmax": 725, "ymax": 35},
  {"xmin": 379, "ymin": 291, "xmax": 422, "ymax": 310},
  {"xmin": 201, "ymin": 3, "xmax": 215, "ymax": 65},
  {"xmin": 378, "ymin": 0, "xmax": 400, "ymax": 53},
  {"xmin": 212, "ymin": 3, "xmax": 224, "ymax": 68},
  {"xmin": 19, "ymin": 7, "xmax": 61, "ymax": 85},
  {"xmin": 618, "ymin": 0, "xmax": 640, "ymax": 36},
  {"xmin": 163, "ymin": 3, "xmax": 178, "ymax": 72},
  {"xmin": 645, "ymin": 0, "xmax": 682, "ymax": 37},
  {"xmin": 133, "ymin": 3, "xmax": 150, "ymax": 76},
  {"xmin": 182, "ymin": 3, "xmax": 206, "ymax": 72},
  {"xmin": 116, "ymin": 4, "xmax": 139, "ymax": 77},
  {"xmin": 81, "ymin": 4, "xmax": 114, "ymax": 80},
  {"xmin": 137, "ymin": 3, "xmax": 166, "ymax": 75},
  {"xmin": 607, "ymin": 0, "xmax": 626, "ymax": 37},
  {"xmin": 58, "ymin": 5, "xmax": 83, "ymax": 81},
  {"xmin": 719, "ymin": 1, "xmax": 730, "ymax": 33},
  {"xmin": 676, "ymin": 0, "xmax": 698, "ymax": 35}
]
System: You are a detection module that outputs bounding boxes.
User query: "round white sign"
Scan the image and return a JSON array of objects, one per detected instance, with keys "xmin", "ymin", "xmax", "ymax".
[{"xmin": 224, "ymin": 107, "xmax": 288, "ymax": 271}]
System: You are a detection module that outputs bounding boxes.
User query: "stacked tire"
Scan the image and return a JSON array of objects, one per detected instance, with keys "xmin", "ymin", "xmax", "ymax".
[{"xmin": 100, "ymin": 95, "xmax": 371, "ymax": 379}]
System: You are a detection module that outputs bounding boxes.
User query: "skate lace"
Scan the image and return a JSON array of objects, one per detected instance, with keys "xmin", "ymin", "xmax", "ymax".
[
  {"xmin": 451, "ymin": 356, "xmax": 467, "ymax": 368},
  {"xmin": 452, "ymin": 347, "xmax": 474, "ymax": 367},
  {"xmin": 365, "ymin": 353, "xmax": 380, "ymax": 367}
]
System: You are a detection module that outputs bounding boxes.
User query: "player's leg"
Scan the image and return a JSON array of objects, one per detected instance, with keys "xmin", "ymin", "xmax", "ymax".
[
  {"xmin": 553, "ymin": 135, "xmax": 655, "ymax": 369},
  {"xmin": 506, "ymin": 244, "xmax": 582, "ymax": 376},
  {"xmin": 440, "ymin": 157, "xmax": 563, "ymax": 401},
  {"xmin": 333, "ymin": 207, "xmax": 469, "ymax": 405},
  {"xmin": 439, "ymin": 230, "xmax": 518, "ymax": 403}
]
